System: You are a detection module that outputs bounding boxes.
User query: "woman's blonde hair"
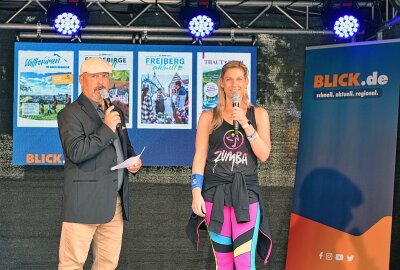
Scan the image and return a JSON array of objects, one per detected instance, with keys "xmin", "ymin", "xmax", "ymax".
[{"xmin": 210, "ymin": 60, "xmax": 251, "ymax": 132}]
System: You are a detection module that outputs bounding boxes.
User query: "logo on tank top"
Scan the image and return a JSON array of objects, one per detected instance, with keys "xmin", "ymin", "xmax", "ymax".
[
  {"xmin": 223, "ymin": 129, "xmax": 244, "ymax": 150},
  {"xmin": 213, "ymin": 129, "xmax": 248, "ymax": 171}
]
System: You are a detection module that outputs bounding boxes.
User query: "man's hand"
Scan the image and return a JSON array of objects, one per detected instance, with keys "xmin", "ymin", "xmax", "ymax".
[
  {"xmin": 127, "ymin": 158, "xmax": 142, "ymax": 174},
  {"xmin": 104, "ymin": 105, "xmax": 121, "ymax": 132}
]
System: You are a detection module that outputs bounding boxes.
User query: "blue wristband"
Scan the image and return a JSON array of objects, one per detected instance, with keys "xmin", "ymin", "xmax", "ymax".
[{"xmin": 191, "ymin": 174, "xmax": 204, "ymax": 190}]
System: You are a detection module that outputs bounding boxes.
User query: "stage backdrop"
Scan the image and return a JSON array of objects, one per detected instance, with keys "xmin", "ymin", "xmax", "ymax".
[
  {"xmin": 286, "ymin": 40, "xmax": 400, "ymax": 270},
  {"xmin": 13, "ymin": 42, "xmax": 256, "ymax": 166}
]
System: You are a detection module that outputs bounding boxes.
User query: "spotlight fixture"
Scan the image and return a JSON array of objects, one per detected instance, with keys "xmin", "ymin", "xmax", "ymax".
[
  {"xmin": 182, "ymin": 0, "xmax": 220, "ymax": 39},
  {"xmin": 322, "ymin": 0, "xmax": 361, "ymax": 39},
  {"xmin": 333, "ymin": 15, "xmax": 360, "ymax": 38},
  {"xmin": 47, "ymin": 0, "xmax": 88, "ymax": 36},
  {"xmin": 187, "ymin": 9, "xmax": 219, "ymax": 38},
  {"xmin": 188, "ymin": 14, "xmax": 216, "ymax": 38}
]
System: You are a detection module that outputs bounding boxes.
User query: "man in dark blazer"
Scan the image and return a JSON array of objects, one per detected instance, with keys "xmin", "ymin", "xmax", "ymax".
[{"xmin": 57, "ymin": 57, "xmax": 142, "ymax": 269}]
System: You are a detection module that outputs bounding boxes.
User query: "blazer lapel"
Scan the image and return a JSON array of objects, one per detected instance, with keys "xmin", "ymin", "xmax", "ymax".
[
  {"xmin": 116, "ymin": 126, "xmax": 128, "ymax": 159},
  {"xmin": 76, "ymin": 93, "xmax": 103, "ymax": 127},
  {"xmin": 77, "ymin": 93, "xmax": 129, "ymax": 159}
]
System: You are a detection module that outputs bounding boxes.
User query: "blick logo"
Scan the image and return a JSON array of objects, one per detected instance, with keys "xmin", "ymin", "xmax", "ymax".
[
  {"xmin": 313, "ymin": 72, "xmax": 388, "ymax": 88},
  {"xmin": 26, "ymin": 153, "xmax": 63, "ymax": 164}
]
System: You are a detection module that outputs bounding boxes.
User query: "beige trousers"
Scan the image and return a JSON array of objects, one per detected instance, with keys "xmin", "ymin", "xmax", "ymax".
[{"xmin": 58, "ymin": 196, "xmax": 123, "ymax": 270}]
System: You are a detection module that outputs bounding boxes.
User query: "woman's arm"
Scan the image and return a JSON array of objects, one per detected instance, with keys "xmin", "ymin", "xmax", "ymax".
[
  {"xmin": 191, "ymin": 110, "xmax": 212, "ymax": 217},
  {"xmin": 233, "ymin": 106, "xmax": 271, "ymax": 162},
  {"xmin": 250, "ymin": 107, "xmax": 271, "ymax": 162}
]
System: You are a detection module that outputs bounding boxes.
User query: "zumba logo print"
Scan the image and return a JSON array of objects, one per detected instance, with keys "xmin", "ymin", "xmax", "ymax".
[
  {"xmin": 214, "ymin": 150, "xmax": 249, "ymax": 171},
  {"xmin": 213, "ymin": 130, "xmax": 248, "ymax": 171},
  {"xmin": 223, "ymin": 129, "xmax": 244, "ymax": 150}
]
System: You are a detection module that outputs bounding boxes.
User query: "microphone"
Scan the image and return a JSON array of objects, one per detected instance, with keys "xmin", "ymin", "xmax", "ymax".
[
  {"xmin": 100, "ymin": 89, "xmax": 121, "ymax": 129},
  {"xmin": 232, "ymin": 92, "xmax": 240, "ymax": 135},
  {"xmin": 100, "ymin": 88, "xmax": 112, "ymax": 109}
]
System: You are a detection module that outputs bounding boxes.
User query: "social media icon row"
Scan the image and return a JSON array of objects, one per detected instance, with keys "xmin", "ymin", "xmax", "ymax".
[{"xmin": 319, "ymin": 252, "xmax": 354, "ymax": 262}]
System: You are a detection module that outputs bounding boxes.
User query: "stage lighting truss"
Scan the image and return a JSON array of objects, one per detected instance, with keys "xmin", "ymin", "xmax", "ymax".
[{"xmin": 47, "ymin": 0, "xmax": 88, "ymax": 36}]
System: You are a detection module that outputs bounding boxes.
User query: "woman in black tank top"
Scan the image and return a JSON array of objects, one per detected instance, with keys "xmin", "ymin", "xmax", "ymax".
[{"xmin": 186, "ymin": 61, "xmax": 273, "ymax": 269}]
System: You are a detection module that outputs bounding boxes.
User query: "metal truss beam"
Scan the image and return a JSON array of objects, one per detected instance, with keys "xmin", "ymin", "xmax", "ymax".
[{"xmin": 0, "ymin": 0, "xmax": 396, "ymax": 42}]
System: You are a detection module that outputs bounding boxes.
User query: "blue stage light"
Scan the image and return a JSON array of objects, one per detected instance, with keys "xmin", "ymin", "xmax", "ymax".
[
  {"xmin": 48, "ymin": 1, "xmax": 88, "ymax": 36},
  {"xmin": 188, "ymin": 14, "xmax": 216, "ymax": 38},
  {"xmin": 182, "ymin": 5, "xmax": 220, "ymax": 40},
  {"xmin": 321, "ymin": 0, "xmax": 364, "ymax": 40},
  {"xmin": 54, "ymin": 12, "xmax": 82, "ymax": 35},
  {"xmin": 333, "ymin": 15, "xmax": 360, "ymax": 39}
]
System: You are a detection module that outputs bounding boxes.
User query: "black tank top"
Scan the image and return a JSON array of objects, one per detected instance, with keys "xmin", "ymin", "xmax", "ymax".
[
  {"xmin": 203, "ymin": 107, "xmax": 259, "ymax": 205},
  {"xmin": 205, "ymin": 106, "xmax": 258, "ymax": 177}
]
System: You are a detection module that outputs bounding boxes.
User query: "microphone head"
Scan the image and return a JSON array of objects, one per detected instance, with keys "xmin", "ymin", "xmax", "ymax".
[
  {"xmin": 232, "ymin": 91, "xmax": 240, "ymax": 103},
  {"xmin": 100, "ymin": 88, "xmax": 110, "ymax": 99}
]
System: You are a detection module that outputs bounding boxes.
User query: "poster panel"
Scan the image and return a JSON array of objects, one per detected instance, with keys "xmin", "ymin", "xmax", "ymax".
[
  {"xmin": 137, "ymin": 51, "xmax": 192, "ymax": 129},
  {"xmin": 196, "ymin": 52, "xmax": 252, "ymax": 122},
  {"xmin": 286, "ymin": 40, "xmax": 400, "ymax": 270},
  {"xmin": 17, "ymin": 51, "xmax": 73, "ymax": 127},
  {"xmin": 13, "ymin": 43, "xmax": 256, "ymax": 166},
  {"xmin": 78, "ymin": 51, "xmax": 134, "ymax": 128}
]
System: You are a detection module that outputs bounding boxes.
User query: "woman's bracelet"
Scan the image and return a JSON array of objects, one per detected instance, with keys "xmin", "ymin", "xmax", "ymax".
[
  {"xmin": 241, "ymin": 120, "xmax": 251, "ymax": 129},
  {"xmin": 190, "ymin": 174, "xmax": 204, "ymax": 190},
  {"xmin": 247, "ymin": 129, "xmax": 258, "ymax": 142}
]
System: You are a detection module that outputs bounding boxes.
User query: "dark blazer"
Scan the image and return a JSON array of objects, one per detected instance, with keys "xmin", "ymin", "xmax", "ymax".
[{"xmin": 57, "ymin": 93, "xmax": 136, "ymax": 224}]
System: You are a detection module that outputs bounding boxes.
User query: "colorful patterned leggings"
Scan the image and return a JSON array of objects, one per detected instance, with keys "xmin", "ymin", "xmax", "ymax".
[{"xmin": 205, "ymin": 201, "xmax": 261, "ymax": 270}]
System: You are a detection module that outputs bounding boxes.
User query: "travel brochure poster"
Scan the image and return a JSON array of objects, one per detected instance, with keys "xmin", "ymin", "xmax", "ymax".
[
  {"xmin": 137, "ymin": 51, "xmax": 192, "ymax": 129},
  {"xmin": 78, "ymin": 51, "xmax": 134, "ymax": 128},
  {"xmin": 196, "ymin": 52, "xmax": 252, "ymax": 122},
  {"xmin": 17, "ymin": 51, "xmax": 73, "ymax": 127}
]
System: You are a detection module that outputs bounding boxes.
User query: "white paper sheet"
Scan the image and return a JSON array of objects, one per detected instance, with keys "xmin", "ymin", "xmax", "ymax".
[{"xmin": 111, "ymin": 147, "xmax": 145, "ymax": 171}]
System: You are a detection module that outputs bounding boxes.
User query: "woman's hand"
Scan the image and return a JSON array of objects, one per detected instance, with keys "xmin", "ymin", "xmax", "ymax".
[
  {"xmin": 232, "ymin": 106, "xmax": 248, "ymax": 126},
  {"xmin": 192, "ymin": 188, "xmax": 206, "ymax": 217}
]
